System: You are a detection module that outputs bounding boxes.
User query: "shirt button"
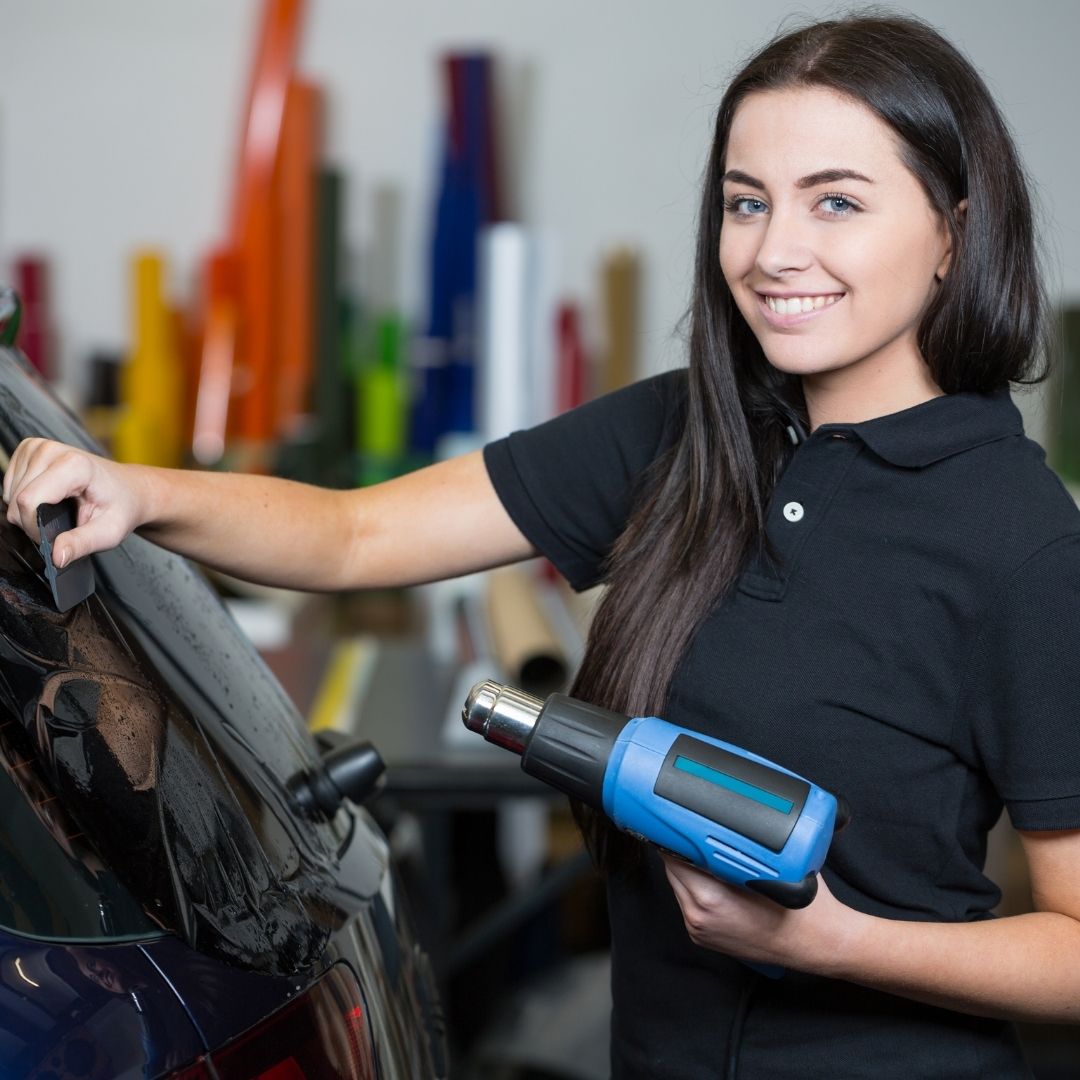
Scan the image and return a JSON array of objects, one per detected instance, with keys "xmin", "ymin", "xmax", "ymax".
[{"xmin": 783, "ymin": 501, "xmax": 804, "ymax": 523}]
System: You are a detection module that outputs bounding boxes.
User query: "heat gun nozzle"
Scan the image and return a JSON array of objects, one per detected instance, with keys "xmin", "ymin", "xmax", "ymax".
[
  {"xmin": 462, "ymin": 679, "xmax": 544, "ymax": 755},
  {"xmin": 462, "ymin": 680, "xmax": 499, "ymax": 733}
]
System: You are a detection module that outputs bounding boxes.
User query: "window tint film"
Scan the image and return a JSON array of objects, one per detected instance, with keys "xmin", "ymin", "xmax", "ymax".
[
  {"xmin": 0, "ymin": 351, "xmax": 374, "ymax": 972},
  {"xmin": 0, "ymin": 640, "xmax": 158, "ymax": 941}
]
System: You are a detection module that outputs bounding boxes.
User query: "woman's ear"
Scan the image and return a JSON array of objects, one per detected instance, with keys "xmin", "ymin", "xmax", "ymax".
[{"xmin": 935, "ymin": 198, "xmax": 968, "ymax": 281}]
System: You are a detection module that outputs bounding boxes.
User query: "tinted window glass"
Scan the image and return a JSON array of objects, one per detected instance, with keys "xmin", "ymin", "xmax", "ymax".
[
  {"xmin": 0, "ymin": 351, "xmax": 364, "ymax": 973},
  {"xmin": 0, "ymin": 633, "xmax": 158, "ymax": 940}
]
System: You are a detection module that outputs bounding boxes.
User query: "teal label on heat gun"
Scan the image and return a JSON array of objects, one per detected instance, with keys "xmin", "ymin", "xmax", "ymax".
[
  {"xmin": 654, "ymin": 733, "xmax": 810, "ymax": 853},
  {"xmin": 673, "ymin": 755, "xmax": 795, "ymax": 814}
]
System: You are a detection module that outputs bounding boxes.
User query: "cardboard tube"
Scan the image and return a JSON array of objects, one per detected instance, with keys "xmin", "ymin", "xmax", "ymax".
[
  {"xmin": 486, "ymin": 566, "xmax": 569, "ymax": 697},
  {"xmin": 601, "ymin": 247, "xmax": 640, "ymax": 393}
]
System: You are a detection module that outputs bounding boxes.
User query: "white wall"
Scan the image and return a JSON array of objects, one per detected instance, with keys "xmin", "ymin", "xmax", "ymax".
[{"xmin": 2, "ymin": 0, "xmax": 1078, "ymax": 418}]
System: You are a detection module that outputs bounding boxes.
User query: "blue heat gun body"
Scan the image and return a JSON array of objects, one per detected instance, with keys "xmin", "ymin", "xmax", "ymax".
[{"xmin": 463, "ymin": 682, "xmax": 847, "ymax": 910}]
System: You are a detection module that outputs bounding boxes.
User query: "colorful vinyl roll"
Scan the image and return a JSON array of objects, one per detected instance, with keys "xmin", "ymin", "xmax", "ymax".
[
  {"xmin": 313, "ymin": 167, "xmax": 349, "ymax": 487},
  {"xmin": 356, "ymin": 313, "xmax": 408, "ymax": 486},
  {"xmin": 232, "ymin": 0, "xmax": 306, "ymax": 448},
  {"xmin": 557, "ymin": 302, "xmax": 588, "ymax": 414},
  {"xmin": 114, "ymin": 251, "xmax": 184, "ymax": 468},
  {"xmin": 192, "ymin": 251, "xmax": 239, "ymax": 466},
  {"xmin": 275, "ymin": 78, "xmax": 322, "ymax": 437},
  {"xmin": 13, "ymin": 256, "xmax": 51, "ymax": 379},
  {"xmin": 601, "ymin": 248, "xmax": 640, "ymax": 393}
]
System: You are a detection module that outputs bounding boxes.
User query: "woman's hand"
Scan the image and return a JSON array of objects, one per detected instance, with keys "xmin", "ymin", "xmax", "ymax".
[
  {"xmin": 661, "ymin": 854, "xmax": 866, "ymax": 975},
  {"xmin": 3, "ymin": 437, "xmax": 145, "ymax": 565}
]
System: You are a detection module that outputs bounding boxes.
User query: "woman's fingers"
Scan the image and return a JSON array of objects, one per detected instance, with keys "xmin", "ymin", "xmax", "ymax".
[
  {"xmin": 2, "ymin": 436, "xmax": 46, "ymax": 511},
  {"xmin": 53, "ymin": 511, "xmax": 126, "ymax": 568},
  {"xmin": 7, "ymin": 444, "xmax": 91, "ymax": 542},
  {"xmin": 3, "ymin": 438, "xmax": 125, "ymax": 557}
]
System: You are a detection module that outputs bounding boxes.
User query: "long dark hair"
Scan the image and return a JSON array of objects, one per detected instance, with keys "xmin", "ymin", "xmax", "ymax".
[{"xmin": 570, "ymin": 10, "xmax": 1052, "ymax": 870}]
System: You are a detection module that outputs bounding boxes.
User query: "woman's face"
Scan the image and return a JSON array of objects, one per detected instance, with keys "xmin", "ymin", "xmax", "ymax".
[{"xmin": 719, "ymin": 86, "xmax": 954, "ymax": 417}]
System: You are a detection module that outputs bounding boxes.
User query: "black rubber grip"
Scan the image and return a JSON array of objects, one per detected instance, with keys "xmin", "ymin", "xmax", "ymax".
[
  {"xmin": 746, "ymin": 873, "xmax": 819, "ymax": 909},
  {"xmin": 521, "ymin": 694, "xmax": 625, "ymax": 809}
]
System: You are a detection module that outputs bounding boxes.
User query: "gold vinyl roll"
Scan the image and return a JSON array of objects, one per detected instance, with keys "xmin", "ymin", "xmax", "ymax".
[
  {"xmin": 601, "ymin": 247, "xmax": 640, "ymax": 393},
  {"xmin": 114, "ymin": 251, "xmax": 183, "ymax": 468},
  {"xmin": 486, "ymin": 566, "xmax": 569, "ymax": 698}
]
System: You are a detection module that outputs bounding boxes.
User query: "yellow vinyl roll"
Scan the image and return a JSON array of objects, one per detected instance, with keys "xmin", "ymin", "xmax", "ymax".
[{"xmin": 114, "ymin": 251, "xmax": 184, "ymax": 468}]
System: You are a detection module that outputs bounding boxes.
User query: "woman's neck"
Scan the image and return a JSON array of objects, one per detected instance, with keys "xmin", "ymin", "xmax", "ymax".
[{"xmin": 802, "ymin": 354, "xmax": 944, "ymax": 431}]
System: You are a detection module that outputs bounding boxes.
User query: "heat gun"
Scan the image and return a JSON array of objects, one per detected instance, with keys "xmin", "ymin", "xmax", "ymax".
[{"xmin": 462, "ymin": 680, "xmax": 848, "ymax": 909}]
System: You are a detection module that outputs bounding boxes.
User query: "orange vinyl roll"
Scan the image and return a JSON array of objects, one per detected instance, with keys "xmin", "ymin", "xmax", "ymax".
[
  {"xmin": 192, "ymin": 251, "xmax": 238, "ymax": 466},
  {"xmin": 274, "ymin": 78, "xmax": 322, "ymax": 436},
  {"xmin": 229, "ymin": 0, "xmax": 306, "ymax": 447},
  {"xmin": 235, "ymin": 184, "xmax": 275, "ymax": 444},
  {"xmin": 230, "ymin": 0, "xmax": 305, "ymax": 243},
  {"xmin": 173, "ymin": 303, "xmax": 199, "ymax": 457}
]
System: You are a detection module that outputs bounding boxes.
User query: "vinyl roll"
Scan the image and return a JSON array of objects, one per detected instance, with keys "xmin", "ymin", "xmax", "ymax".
[
  {"xmin": 313, "ymin": 167, "xmax": 348, "ymax": 486},
  {"xmin": 527, "ymin": 229, "xmax": 559, "ymax": 429},
  {"xmin": 13, "ymin": 256, "xmax": 51, "ymax": 378},
  {"xmin": 601, "ymin": 247, "xmax": 640, "ymax": 393},
  {"xmin": 192, "ymin": 250, "xmax": 238, "ymax": 466},
  {"xmin": 114, "ymin": 251, "xmax": 183, "ymax": 468},
  {"xmin": 275, "ymin": 78, "xmax": 322, "ymax": 437},
  {"xmin": 477, "ymin": 223, "xmax": 530, "ymax": 442},
  {"xmin": 485, "ymin": 566, "xmax": 569, "ymax": 698},
  {"xmin": 230, "ymin": 0, "xmax": 306, "ymax": 447}
]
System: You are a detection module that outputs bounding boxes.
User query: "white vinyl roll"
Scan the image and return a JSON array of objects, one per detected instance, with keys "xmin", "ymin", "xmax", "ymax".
[
  {"xmin": 526, "ymin": 228, "xmax": 559, "ymax": 429},
  {"xmin": 477, "ymin": 223, "xmax": 531, "ymax": 442}
]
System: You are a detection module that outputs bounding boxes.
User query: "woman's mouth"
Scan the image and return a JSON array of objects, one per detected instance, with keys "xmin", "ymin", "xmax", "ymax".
[{"xmin": 757, "ymin": 292, "xmax": 845, "ymax": 326}]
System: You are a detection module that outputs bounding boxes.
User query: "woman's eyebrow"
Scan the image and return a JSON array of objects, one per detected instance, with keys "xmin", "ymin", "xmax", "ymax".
[
  {"xmin": 721, "ymin": 168, "xmax": 875, "ymax": 189},
  {"xmin": 721, "ymin": 169, "xmax": 768, "ymax": 189},
  {"xmin": 797, "ymin": 168, "xmax": 875, "ymax": 188}
]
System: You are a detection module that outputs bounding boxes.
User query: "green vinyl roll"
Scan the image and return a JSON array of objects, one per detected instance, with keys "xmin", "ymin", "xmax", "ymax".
[
  {"xmin": 1051, "ymin": 306, "xmax": 1080, "ymax": 486},
  {"xmin": 360, "ymin": 314, "xmax": 407, "ymax": 454}
]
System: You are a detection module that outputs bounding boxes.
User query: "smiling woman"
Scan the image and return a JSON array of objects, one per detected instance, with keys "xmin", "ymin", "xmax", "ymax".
[{"xmin": 718, "ymin": 86, "xmax": 958, "ymax": 426}]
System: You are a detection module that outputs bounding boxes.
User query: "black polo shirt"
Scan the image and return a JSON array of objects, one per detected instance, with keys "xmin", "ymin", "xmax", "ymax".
[{"xmin": 484, "ymin": 369, "xmax": 1080, "ymax": 1078}]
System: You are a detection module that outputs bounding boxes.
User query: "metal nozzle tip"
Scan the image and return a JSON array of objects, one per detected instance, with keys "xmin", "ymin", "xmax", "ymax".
[{"xmin": 463, "ymin": 679, "xmax": 500, "ymax": 733}]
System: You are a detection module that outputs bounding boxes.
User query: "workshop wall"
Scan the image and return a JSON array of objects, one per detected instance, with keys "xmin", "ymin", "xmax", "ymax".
[{"xmin": 0, "ymin": 0, "xmax": 1077, "ymax": 450}]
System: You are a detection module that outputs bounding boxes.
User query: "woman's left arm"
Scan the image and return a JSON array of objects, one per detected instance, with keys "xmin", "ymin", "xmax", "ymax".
[{"xmin": 662, "ymin": 828, "xmax": 1080, "ymax": 1024}]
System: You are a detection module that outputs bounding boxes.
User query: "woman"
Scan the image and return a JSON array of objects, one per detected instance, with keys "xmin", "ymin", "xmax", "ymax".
[{"xmin": 5, "ymin": 12, "xmax": 1079, "ymax": 1077}]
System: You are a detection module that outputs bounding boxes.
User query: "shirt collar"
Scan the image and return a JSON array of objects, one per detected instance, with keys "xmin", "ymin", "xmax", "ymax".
[{"xmin": 814, "ymin": 389, "xmax": 1023, "ymax": 468}]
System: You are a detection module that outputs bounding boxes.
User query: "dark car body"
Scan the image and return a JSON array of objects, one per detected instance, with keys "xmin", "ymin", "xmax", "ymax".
[{"xmin": 0, "ymin": 340, "xmax": 445, "ymax": 1078}]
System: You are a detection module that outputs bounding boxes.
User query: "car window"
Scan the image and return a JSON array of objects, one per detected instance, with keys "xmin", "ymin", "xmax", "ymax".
[
  {"xmin": 0, "ymin": 554, "xmax": 160, "ymax": 941},
  {"xmin": 0, "ymin": 350, "xmax": 364, "ymax": 973}
]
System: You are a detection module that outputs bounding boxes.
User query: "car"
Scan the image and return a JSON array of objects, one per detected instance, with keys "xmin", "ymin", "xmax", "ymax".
[{"xmin": 0, "ymin": 288, "xmax": 446, "ymax": 1079}]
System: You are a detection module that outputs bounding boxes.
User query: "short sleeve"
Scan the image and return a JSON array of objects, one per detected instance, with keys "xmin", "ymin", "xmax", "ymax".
[
  {"xmin": 483, "ymin": 369, "xmax": 687, "ymax": 590},
  {"xmin": 962, "ymin": 533, "xmax": 1080, "ymax": 830}
]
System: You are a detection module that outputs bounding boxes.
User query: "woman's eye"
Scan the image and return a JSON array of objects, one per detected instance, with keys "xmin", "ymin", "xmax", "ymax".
[
  {"xmin": 818, "ymin": 194, "xmax": 860, "ymax": 217},
  {"xmin": 723, "ymin": 196, "xmax": 767, "ymax": 217}
]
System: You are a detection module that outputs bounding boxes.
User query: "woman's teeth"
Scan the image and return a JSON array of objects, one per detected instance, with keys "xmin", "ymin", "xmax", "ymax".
[{"xmin": 764, "ymin": 294, "xmax": 843, "ymax": 315}]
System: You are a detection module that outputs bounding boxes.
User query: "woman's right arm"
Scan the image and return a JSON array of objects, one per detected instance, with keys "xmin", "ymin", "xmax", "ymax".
[{"xmin": 3, "ymin": 437, "xmax": 538, "ymax": 591}]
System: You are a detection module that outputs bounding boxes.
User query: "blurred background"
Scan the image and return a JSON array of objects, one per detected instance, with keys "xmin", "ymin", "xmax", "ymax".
[{"xmin": 2, "ymin": 1, "xmax": 1080, "ymax": 1076}]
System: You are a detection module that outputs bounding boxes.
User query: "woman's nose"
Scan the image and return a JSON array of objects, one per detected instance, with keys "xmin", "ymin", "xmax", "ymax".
[{"xmin": 754, "ymin": 209, "xmax": 814, "ymax": 277}]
